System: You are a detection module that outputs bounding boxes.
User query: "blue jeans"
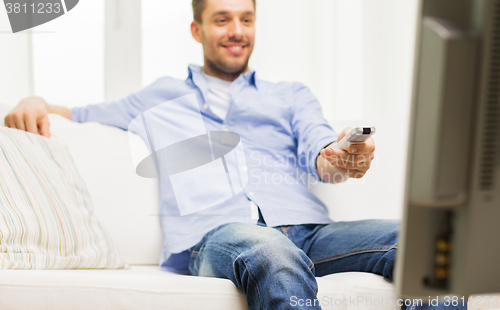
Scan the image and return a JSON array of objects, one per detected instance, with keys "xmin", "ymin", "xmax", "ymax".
[{"xmin": 188, "ymin": 209, "xmax": 467, "ymax": 310}]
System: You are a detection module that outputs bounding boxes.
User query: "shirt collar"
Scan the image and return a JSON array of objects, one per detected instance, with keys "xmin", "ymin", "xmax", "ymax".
[{"xmin": 187, "ymin": 63, "xmax": 259, "ymax": 90}]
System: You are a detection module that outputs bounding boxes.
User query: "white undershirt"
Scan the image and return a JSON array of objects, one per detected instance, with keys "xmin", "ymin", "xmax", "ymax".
[
  {"xmin": 202, "ymin": 70, "xmax": 259, "ymax": 219},
  {"xmin": 201, "ymin": 70, "xmax": 232, "ymax": 120}
]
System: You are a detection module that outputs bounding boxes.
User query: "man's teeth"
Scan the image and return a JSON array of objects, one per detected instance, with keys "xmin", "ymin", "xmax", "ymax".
[{"xmin": 228, "ymin": 46, "xmax": 243, "ymax": 50}]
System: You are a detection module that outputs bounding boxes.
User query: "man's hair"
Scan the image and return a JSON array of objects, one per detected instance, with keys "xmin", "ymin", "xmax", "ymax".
[{"xmin": 192, "ymin": 0, "xmax": 256, "ymax": 23}]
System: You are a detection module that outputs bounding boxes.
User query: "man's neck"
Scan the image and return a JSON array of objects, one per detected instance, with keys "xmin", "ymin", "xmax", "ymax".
[{"xmin": 202, "ymin": 61, "xmax": 249, "ymax": 82}]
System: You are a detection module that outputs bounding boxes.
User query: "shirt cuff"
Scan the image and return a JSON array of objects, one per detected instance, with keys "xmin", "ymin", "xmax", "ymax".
[
  {"xmin": 70, "ymin": 106, "xmax": 85, "ymax": 123},
  {"xmin": 310, "ymin": 137, "xmax": 337, "ymax": 182}
]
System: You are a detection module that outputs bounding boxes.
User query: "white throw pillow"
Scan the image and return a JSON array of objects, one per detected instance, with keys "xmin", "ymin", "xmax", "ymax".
[{"xmin": 0, "ymin": 126, "xmax": 127, "ymax": 269}]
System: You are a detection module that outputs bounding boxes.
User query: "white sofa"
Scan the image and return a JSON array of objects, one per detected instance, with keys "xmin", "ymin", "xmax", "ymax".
[{"xmin": 0, "ymin": 110, "xmax": 410, "ymax": 310}]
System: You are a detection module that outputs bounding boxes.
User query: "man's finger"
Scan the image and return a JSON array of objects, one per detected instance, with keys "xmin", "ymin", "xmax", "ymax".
[
  {"xmin": 346, "ymin": 169, "xmax": 366, "ymax": 179},
  {"xmin": 326, "ymin": 157, "xmax": 372, "ymax": 170},
  {"xmin": 322, "ymin": 147, "xmax": 350, "ymax": 163},
  {"xmin": 322, "ymin": 146, "xmax": 347, "ymax": 158},
  {"xmin": 24, "ymin": 112, "xmax": 38, "ymax": 135},
  {"xmin": 336, "ymin": 127, "xmax": 353, "ymax": 143},
  {"xmin": 13, "ymin": 113, "xmax": 26, "ymax": 131},
  {"xmin": 4, "ymin": 115, "xmax": 12, "ymax": 128},
  {"xmin": 323, "ymin": 148, "xmax": 372, "ymax": 165},
  {"xmin": 347, "ymin": 137, "xmax": 375, "ymax": 154},
  {"xmin": 328, "ymin": 167, "xmax": 365, "ymax": 182},
  {"xmin": 38, "ymin": 116, "xmax": 51, "ymax": 138}
]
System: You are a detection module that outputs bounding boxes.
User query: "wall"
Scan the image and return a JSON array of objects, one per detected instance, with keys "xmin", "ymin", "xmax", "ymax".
[{"xmin": 0, "ymin": 8, "xmax": 32, "ymax": 107}]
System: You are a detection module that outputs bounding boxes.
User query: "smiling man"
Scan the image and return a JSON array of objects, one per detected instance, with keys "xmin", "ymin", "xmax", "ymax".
[
  {"xmin": 5, "ymin": 0, "xmax": 466, "ymax": 310},
  {"xmin": 192, "ymin": 0, "xmax": 255, "ymax": 80}
]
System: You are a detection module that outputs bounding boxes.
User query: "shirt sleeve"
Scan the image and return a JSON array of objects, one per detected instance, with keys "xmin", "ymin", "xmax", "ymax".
[
  {"xmin": 70, "ymin": 78, "xmax": 167, "ymax": 131},
  {"xmin": 290, "ymin": 82, "xmax": 338, "ymax": 182}
]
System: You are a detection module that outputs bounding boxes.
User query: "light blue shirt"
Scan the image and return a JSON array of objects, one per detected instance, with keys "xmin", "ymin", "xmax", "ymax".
[{"xmin": 71, "ymin": 64, "xmax": 338, "ymax": 274}]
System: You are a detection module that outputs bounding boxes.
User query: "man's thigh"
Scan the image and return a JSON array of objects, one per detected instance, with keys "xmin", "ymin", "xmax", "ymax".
[
  {"xmin": 281, "ymin": 219, "xmax": 400, "ymax": 279},
  {"xmin": 188, "ymin": 222, "xmax": 314, "ymax": 279}
]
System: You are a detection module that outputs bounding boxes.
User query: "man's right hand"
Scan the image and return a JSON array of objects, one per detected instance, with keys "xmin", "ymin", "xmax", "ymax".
[{"xmin": 4, "ymin": 96, "xmax": 51, "ymax": 138}]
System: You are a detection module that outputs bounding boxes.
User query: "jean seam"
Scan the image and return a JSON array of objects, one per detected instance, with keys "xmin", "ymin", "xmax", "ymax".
[
  {"xmin": 312, "ymin": 244, "xmax": 398, "ymax": 265},
  {"xmin": 202, "ymin": 242, "xmax": 266, "ymax": 309},
  {"xmin": 239, "ymin": 253, "xmax": 267, "ymax": 310}
]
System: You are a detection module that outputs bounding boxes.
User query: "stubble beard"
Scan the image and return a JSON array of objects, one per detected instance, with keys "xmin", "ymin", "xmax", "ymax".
[{"xmin": 204, "ymin": 52, "xmax": 250, "ymax": 78}]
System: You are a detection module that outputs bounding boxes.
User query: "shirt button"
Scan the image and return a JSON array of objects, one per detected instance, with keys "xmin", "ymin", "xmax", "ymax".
[
  {"xmin": 203, "ymin": 104, "xmax": 208, "ymax": 109},
  {"xmin": 241, "ymin": 166, "xmax": 248, "ymax": 171},
  {"xmin": 224, "ymin": 128, "xmax": 229, "ymax": 132},
  {"xmin": 248, "ymin": 191, "xmax": 255, "ymax": 196}
]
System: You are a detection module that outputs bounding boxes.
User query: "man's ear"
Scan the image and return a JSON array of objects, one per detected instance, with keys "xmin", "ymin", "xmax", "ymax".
[{"xmin": 191, "ymin": 21, "xmax": 202, "ymax": 43}]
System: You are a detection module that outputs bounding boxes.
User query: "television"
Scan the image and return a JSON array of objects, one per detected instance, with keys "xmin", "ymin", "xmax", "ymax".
[{"xmin": 395, "ymin": 0, "xmax": 500, "ymax": 298}]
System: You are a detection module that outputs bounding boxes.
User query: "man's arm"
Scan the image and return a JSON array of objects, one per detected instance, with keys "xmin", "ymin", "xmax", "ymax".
[
  {"xmin": 4, "ymin": 96, "xmax": 71, "ymax": 138},
  {"xmin": 290, "ymin": 82, "xmax": 340, "ymax": 181},
  {"xmin": 5, "ymin": 77, "xmax": 169, "ymax": 137},
  {"xmin": 48, "ymin": 103, "xmax": 72, "ymax": 120}
]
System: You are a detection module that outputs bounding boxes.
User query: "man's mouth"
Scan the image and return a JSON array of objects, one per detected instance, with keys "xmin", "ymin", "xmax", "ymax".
[{"xmin": 222, "ymin": 44, "xmax": 246, "ymax": 55}]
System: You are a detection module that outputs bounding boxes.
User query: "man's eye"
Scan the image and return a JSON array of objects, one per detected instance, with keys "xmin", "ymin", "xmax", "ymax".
[{"xmin": 217, "ymin": 19, "xmax": 226, "ymax": 23}]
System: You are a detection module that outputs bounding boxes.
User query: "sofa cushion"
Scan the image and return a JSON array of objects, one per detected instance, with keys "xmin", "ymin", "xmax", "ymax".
[
  {"xmin": 47, "ymin": 114, "xmax": 163, "ymax": 265},
  {"xmin": 0, "ymin": 126, "xmax": 126, "ymax": 269},
  {"xmin": 0, "ymin": 265, "xmax": 403, "ymax": 310}
]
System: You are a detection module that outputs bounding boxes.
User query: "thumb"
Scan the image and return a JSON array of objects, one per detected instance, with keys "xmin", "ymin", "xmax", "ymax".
[
  {"xmin": 38, "ymin": 115, "xmax": 51, "ymax": 138},
  {"xmin": 323, "ymin": 144, "xmax": 348, "ymax": 159},
  {"xmin": 337, "ymin": 126, "xmax": 353, "ymax": 143}
]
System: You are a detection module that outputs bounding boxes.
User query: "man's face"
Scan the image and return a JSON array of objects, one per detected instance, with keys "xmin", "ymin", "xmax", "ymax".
[{"xmin": 192, "ymin": 0, "xmax": 255, "ymax": 76}]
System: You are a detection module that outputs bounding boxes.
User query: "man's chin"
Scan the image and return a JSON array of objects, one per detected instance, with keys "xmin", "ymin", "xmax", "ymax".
[
  {"xmin": 224, "ymin": 64, "xmax": 248, "ymax": 74},
  {"xmin": 222, "ymin": 63, "xmax": 248, "ymax": 74},
  {"xmin": 209, "ymin": 58, "xmax": 249, "ymax": 75}
]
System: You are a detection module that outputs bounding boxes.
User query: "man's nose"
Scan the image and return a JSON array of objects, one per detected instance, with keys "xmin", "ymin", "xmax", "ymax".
[{"xmin": 228, "ymin": 18, "xmax": 243, "ymax": 39}]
